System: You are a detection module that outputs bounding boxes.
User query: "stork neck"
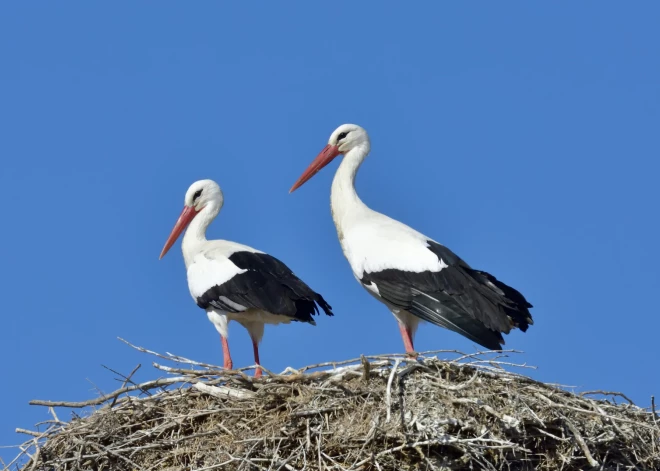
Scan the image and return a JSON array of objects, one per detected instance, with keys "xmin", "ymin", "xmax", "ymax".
[
  {"xmin": 331, "ymin": 144, "xmax": 370, "ymax": 234},
  {"xmin": 182, "ymin": 202, "xmax": 220, "ymax": 265}
]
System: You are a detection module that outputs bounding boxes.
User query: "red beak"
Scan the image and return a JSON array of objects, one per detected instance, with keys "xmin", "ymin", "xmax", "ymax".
[
  {"xmin": 289, "ymin": 144, "xmax": 341, "ymax": 193},
  {"xmin": 159, "ymin": 206, "xmax": 199, "ymax": 259}
]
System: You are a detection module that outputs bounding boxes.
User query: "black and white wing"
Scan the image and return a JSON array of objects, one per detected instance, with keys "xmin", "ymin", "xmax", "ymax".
[
  {"xmin": 188, "ymin": 243, "xmax": 333, "ymax": 323},
  {"xmin": 341, "ymin": 213, "xmax": 532, "ymax": 350},
  {"xmin": 360, "ymin": 239, "xmax": 533, "ymax": 350}
]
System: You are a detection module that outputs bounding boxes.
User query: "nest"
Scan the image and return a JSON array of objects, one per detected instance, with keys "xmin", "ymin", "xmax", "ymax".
[{"xmin": 5, "ymin": 339, "xmax": 660, "ymax": 471}]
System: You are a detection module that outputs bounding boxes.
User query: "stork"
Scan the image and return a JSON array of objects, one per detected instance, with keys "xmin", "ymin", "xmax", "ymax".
[
  {"xmin": 160, "ymin": 179, "xmax": 333, "ymax": 377},
  {"xmin": 290, "ymin": 124, "xmax": 533, "ymax": 353}
]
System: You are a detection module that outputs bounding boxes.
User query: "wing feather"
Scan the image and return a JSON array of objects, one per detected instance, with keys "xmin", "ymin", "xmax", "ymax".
[
  {"xmin": 360, "ymin": 240, "xmax": 532, "ymax": 349},
  {"xmin": 193, "ymin": 251, "xmax": 333, "ymax": 323}
]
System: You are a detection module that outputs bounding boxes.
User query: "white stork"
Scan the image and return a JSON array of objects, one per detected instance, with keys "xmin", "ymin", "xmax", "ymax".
[
  {"xmin": 289, "ymin": 124, "xmax": 533, "ymax": 353},
  {"xmin": 160, "ymin": 179, "xmax": 333, "ymax": 377}
]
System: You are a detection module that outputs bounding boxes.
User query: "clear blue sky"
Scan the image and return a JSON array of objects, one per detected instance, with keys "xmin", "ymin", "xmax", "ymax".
[{"xmin": 1, "ymin": 3, "xmax": 659, "ymax": 462}]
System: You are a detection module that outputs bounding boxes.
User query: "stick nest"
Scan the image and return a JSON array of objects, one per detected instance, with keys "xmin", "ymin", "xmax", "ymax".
[{"xmin": 6, "ymin": 340, "xmax": 660, "ymax": 471}]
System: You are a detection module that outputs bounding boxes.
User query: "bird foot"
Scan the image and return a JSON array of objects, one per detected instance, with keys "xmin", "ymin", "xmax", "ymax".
[{"xmin": 405, "ymin": 350, "xmax": 419, "ymax": 360}]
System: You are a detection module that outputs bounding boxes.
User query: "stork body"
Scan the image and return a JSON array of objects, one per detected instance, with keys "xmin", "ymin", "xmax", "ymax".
[
  {"xmin": 290, "ymin": 125, "xmax": 533, "ymax": 352},
  {"xmin": 161, "ymin": 180, "xmax": 333, "ymax": 376}
]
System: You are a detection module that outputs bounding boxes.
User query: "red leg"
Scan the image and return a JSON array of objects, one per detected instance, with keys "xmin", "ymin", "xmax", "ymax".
[
  {"xmin": 221, "ymin": 335, "xmax": 233, "ymax": 370},
  {"xmin": 398, "ymin": 323, "xmax": 416, "ymax": 354},
  {"xmin": 252, "ymin": 339, "xmax": 262, "ymax": 378}
]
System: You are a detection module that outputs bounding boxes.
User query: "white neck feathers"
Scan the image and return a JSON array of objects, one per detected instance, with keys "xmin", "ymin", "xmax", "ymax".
[
  {"xmin": 330, "ymin": 144, "xmax": 371, "ymax": 238},
  {"xmin": 182, "ymin": 202, "xmax": 220, "ymax": 266}
]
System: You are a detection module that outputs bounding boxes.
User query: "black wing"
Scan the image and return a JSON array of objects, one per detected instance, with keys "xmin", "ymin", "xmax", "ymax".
[
  {"xmin": 196, "ymin": 251, "xmax": 333, "ymax": 323},
  {"xmin": 360, "ymin": 241, "xmax": 533, "ymax": 350}
]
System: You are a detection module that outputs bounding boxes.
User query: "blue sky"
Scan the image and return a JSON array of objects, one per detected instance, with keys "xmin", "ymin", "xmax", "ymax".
[{"xmin": 1, "ymin": 2, "xmax": 659, "ymax": 463}]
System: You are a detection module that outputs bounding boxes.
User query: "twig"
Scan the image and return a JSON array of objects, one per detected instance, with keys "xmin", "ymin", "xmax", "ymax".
[
  {"xmin": 193, "ymin": 382, "xmax": 255, "ymax": 400},
  {"xmin": 449, "ymin": 350, "xmax": 522, "ymax": 364},
  {"xmin": 191, "ymin": 458, "xmax": 237, "ymax": 471},
  {"xmin": 652, "ymin": 395, "xmax": 659, "ymax": 456},
  {"xmin": 430, "ymin": 370, "xmax": 479, "ymax": 391},
  {"xmin": 533, "ymin": 392, "xmax": 657, "ymax": 430},
  {"xmin": 118, "ymin": 337, "xmax": 220, "ymax": 368},
  {"xmin": 452, "ymin": 398, "xmax": 503, "ymax": 421},
  {"xmin": 152, "ymin": 362, "xmax": 229, "ymax": 376},
  {"xmin": 294, "ymin": 349, "xmax": 517, "ymax": 374},
  {"xmin": 89, "ymin": 442, "xmax": 147, "ymax": 471},
  {"xmin": 467, "ymin": 359, "xmax": 537, "ymax": 370},
  {"xmin": 533, "ymin": 427, "xmax": 569, "ymax": 442},
  {"xmin": 580, "ymin": 390, "xmax": 634, "ymax": 405},
  {"xmin": 385, "ymin": 358, "xmax": 402, "ymax": 423},
  {"xmin": 564, "ymin": 415, "xmax": 599, "ymax": 467},
  {"xmin": 28, "ymin": 439, "xmax": 41, "ymax": 471},
  {"xmin": 29, "ymin": 376, "xmax": 191, "ymax": 408},
  {"xmin": 48, "ymin": 407, "xmax": 60, "ymax": 423},
  {"xmin": 15, "ymin": 428, "xmax": 43, "ymax": 437},
  {"xmin": 353, "ymin": 436, "xmax": 527, "ymax": 469},
  {"xmin": 108, "ymin": 363, "xmax": 143, "ymax": 407},
  {"xmin": 360, "ymin": 354, "xmax": 371, "ymax": 382},
  {"xmin": 291, "ymin": 407, "xmax": 339, "ymax": 418}
]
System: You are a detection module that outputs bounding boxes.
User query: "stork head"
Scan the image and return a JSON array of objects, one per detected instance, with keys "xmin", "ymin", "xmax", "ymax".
[
  {"xmin": 329, "ymin": 124, "xmax": 369, "ymax": 154},
  {"xmin": 159, "ymin": 179, "xmax": 224, "ymax": 259},
  {"xmin": 289, "ymin": 124, "xmax": 370, "ymax": 193},
  {"xmin": 184, "ymin": 179, "xmax": 224, "ymax": 212}
]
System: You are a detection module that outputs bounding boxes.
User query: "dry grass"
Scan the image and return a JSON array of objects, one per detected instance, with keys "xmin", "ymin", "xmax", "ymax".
[{"xmin": 4, "ymin": 339, "xmax": 659, "ymax": 471}]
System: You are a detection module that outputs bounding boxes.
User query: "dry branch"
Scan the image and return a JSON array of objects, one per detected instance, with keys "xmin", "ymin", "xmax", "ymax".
[{"xmin": 5, "ymin": 341, "xmax": 659, "ymax": 471}]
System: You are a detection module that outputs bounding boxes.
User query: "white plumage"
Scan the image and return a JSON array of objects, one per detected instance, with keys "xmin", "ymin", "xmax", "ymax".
[
  {"xmin": 290, "ymin": 124, "xmax": 533, "ymax": 353},
  {"xmin": 160, "ymin": 179, "xmax": 333, "ymax": 377},
  {"xmin": 340, "ymin": 215, "xmax": 451, "ymax": 279},
  {"xmin": 186, "ymin": 244, "xmax": 255, "ymax": 305}
]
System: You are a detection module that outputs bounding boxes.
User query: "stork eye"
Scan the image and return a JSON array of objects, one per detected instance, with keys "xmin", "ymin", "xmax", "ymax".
[
  {"xmin": 337, "ymin": 131, "xmax": 349, "ymax": 142},
  {"xmin": 193, "ymin": 189, "xmax": 203, "ymax": 202}
]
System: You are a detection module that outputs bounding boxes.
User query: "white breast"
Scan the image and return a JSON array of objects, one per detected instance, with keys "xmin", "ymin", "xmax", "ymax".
[
  {"xmin": 341, "ymin": 213, "xmax": 447, "ymax": 278},
  {"xmin": 186, "ymin": 240, "xmax": 262, "ymax": 301},
  {"xmin": 187, "ymin": 254, "xmax": 245, "ymax": 300}
]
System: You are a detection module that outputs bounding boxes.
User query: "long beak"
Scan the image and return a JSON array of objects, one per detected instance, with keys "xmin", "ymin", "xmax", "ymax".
[
  {"xmin": 289, "ymin": 144, "xmax": 341, "ymax": 193},
  {"xmin": 159, "ymin": 206, "xmax": 199, "ymax": 259}
]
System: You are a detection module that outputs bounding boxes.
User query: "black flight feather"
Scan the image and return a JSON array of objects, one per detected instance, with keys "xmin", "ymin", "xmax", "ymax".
[
  {"xmin": 196, "ymin": 251, "xmax": 333, "ymax": 323},
  {"xmin": 360, "ymin": 240, "xmax": 532, "ymax": 349}
]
